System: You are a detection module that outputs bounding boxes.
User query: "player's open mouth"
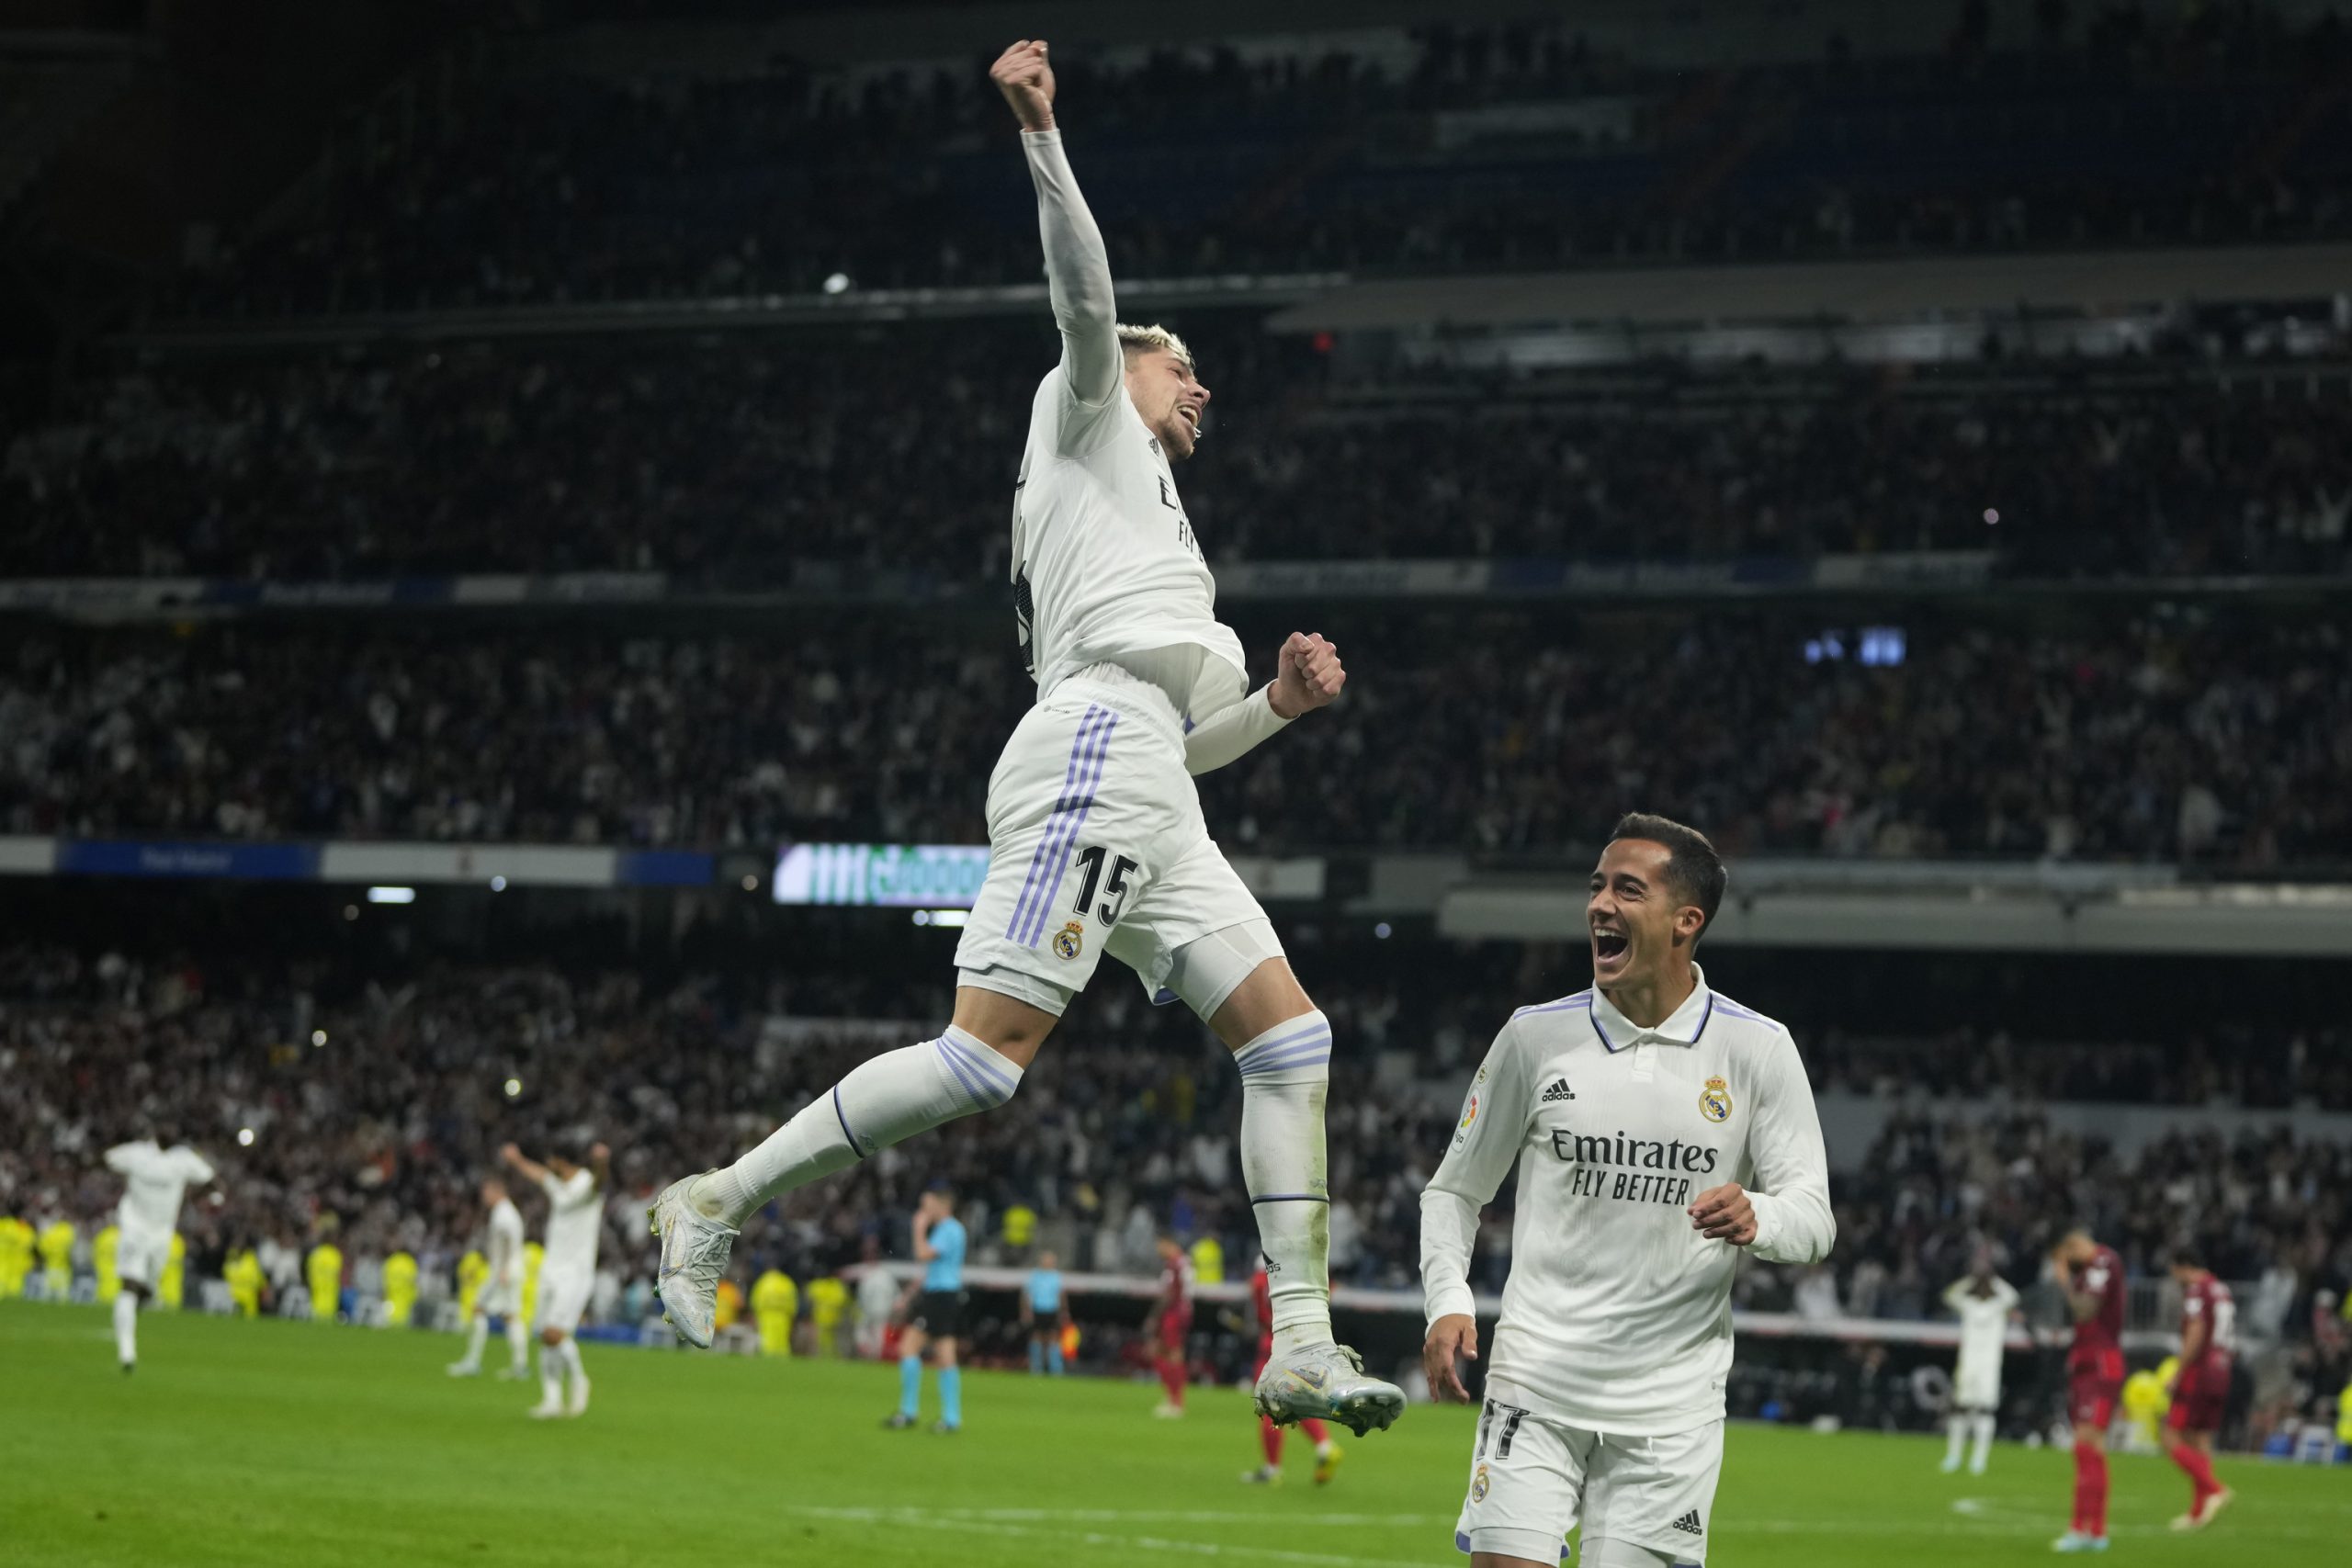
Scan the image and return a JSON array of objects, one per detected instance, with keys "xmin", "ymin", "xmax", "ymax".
[
  {"xmin": 1178, "ymin": 405, "xmax": 1200, "ymax": 429},
  {"xmin": 1591, "ymin": 929, "xmax": 1630, "ymax": 968}
]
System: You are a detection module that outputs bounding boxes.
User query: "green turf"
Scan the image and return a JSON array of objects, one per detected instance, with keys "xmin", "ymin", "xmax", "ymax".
[{"xmin": 6, "ymin": 1302, "xmax": 2340, "ymax": 1566}]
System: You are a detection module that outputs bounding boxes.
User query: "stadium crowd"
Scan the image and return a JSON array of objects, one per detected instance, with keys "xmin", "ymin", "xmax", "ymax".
[
  {"xmin": 4, "ymin": 609, "xmax": 2345, "ymax": 866},
  {"xmin": 172, "ymin": 9, "xmax": 2352, "ymax": 317},
  {"xmin": 12, "ymin": 334, "xmax": 2351, "ymax": 581}
]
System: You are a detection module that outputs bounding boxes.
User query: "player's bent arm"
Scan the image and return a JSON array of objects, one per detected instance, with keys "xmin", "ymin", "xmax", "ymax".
[
  {"xmin": 1183, "ymin": 684, "xmax": 1293, "ymax": 775},
  {"xmin": 104, "ymin": 1142, "xmax": 140, "ymax": 1174},
  {"xmin": 1023, "ymin": 130, "xmax": 1123, "ymax": 416},
  {"xmin": 1740, "ymin": 1031, "xmax": 1836, "ymax": 1265}
]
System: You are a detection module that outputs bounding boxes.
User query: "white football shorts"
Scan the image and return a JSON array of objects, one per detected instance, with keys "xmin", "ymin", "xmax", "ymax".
[
  {"xmin": 534, "ymin": 1267, "xmax": 593, "ymax": 1336},
  {"xmin": 956, "ymin": 670, "xmax": 1276, "ymax": 1018},
  {"xmin": 1455, "ymin": 1394, "xmax": 1721, "ymax": 1566},
  {"xmin": 1953, "ymin": 1353, "xmax": 2003, "ymax": 1412},
  {"xmin": 479, "ymin": 1276, "xmax": 523, "ymax": 1319},
  {"xmin": 116, "ymin": 1227, "xmax": 171, "ymax": 1291}
]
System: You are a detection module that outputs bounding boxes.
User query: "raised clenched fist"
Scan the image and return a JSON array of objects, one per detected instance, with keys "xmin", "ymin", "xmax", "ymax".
[{"xmin": 989, "ymin": 39, "xmax": 1057, "ymax": 132}]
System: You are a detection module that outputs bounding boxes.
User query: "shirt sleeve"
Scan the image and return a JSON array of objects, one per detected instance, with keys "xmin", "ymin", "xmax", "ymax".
[
  {"xmin": 1022, "ymin": 129, "xmax": 1125, "ymax": 456},
  {"xmin": 181, "ymin": 1150, "xmax": 216, "ymax": 1185},
  {"xmin": 1942, "ymin": 1279, "xmax": 1967, "ymax": 1314},
  {"xmin": 1182, "ymin": 683, "xmax": 1294, "ymax": 775},
  {"xmin": 105, "ymin": 1143, "xmax": 141, "ymax": 1175},
  {"xmin": 1742, "ymin": 1029, "xmax": 1837, "ymax": 1265},
  {"xmin": 1419, "ymin": 1018, "xmax": 1532, "ymax": 1325}
]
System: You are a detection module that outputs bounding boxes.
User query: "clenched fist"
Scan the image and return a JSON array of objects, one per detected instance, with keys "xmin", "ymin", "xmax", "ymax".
[
  {"xmin": 1269, "ymin": 632, "xmax": 1345, "ymax": 718},
  {"xmin": 989, "ymin": 39, "xmax": 1057, "ymax": 132}
]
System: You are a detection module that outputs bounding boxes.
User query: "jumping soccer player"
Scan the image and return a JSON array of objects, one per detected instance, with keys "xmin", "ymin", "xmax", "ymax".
[
  {"xmin": 886, "ymin": 1187, "xmax": 967, "ymax": 1433},
  {"xmin": 1420, "ymin": 815, "xmax": 1834, "ymax": 1568},
  {"xmin": 1940, "ymin": 1252, "xmax": 2020, "ymax": 1475},
  {"xmin": 648, "ymin": 35, "xmax": 1399, "ymax": 1438},
  {"xmin": 2050, "ymin": 1228, "xmax": 2127, "ymax": 1553},
  {"xmin": 2163, "ymin": 1245, "xmax": 2235, "ymax": 1532},
  {"xmin": 447, "ymin": 1178, "xmax": 529, "ymax": 1379},
  {"xmin": 1242, "ymin": 1258, "xmax": 1340, "ymax": 1484},
  {"xmin": 103, "ymin": 1130, "xmax": 215, "ymax": 1372},
  {"xmin": 1022, "ymin": 1249, "xmax": 1069, "ymax": 1374},
  {"xmin": 1146, "ymin": 1235, "xmax": 1194, "ymax": 1418},
  {"xmin": 503, "ymin": 1142, "xmax": 606, "ymax": 1419}
]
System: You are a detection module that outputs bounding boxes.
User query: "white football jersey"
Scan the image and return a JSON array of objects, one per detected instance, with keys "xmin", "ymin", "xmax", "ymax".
[
  {"xmin": 1946, "ymin": 1276, "xmax": 2019, "ymax": 1377},
  {"xmin": 1012, "ymin": 369, "xmax": 1248, "ymax": 722},
  {"xmin": 486, "ymin": 1198, "xmax": 526, "ymax": 1285},
  {"xmin": 539, "ymin": 1169, "xmax": 602, "ymax": 1276},
  {"xmin": 106, "ymin": 1140, "xmax": 214, "ymax": 1236},
  {"xmin": 1420, "ymin": 969, "xmax": 1835, "ymax": 1434}
]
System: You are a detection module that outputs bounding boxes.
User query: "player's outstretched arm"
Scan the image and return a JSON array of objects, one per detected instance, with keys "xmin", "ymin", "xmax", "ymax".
[
  {"xmin": 500, "ymin": 1143, "xmax": 551, "ymax": 1187},
  {"xmin": 994, "ymin": 40, "xmax": 1123, "ymax": 419},
  {"xmin": 1184, "ymin": 633, "xmax": 1344, "ymax": 775}
]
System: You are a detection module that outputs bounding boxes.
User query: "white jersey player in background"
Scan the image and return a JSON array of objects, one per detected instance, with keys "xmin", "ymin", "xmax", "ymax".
[
  {"xmin": 447, "ymin": 1178, "xmax": 531, "ymax": 1380},
  {"xmin": 1420, "ymin": 814, "xmax": 1835, "ymax": 1568},
  {"xmin": 1941, "ymin": 1253, "xmax": 2020, "ymax": 1475},
  {"xmin": 649, "ymin": 37, "xmax": 1402, "ymax": 1436},
  {"xmin": 103, "ymin": 1130, "xmax": 216, "ymax": 1371},
  {"xmin": 503, "ymin": 1142, "xmax": 606, "ymax": 1419}
]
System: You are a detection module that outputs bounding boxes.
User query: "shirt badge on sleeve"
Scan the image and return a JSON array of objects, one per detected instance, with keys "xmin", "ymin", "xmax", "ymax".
[{"xmin": 1698, "ymin": 1076, "xmax": 1734, "ymax": 1123}]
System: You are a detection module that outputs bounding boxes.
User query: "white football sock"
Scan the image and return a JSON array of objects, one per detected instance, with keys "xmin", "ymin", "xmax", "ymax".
[
  {"xmin": 1945, "ymin": 1415, "xmax": 1967, "ymax": 1465},
  {"xmin": 703, "ymin": 1027, "xmax": 1023, "ymax": 1225},
  {"xmin": 456, "ymin": 1315, "xmax": 489, "ymax": 1369},
  {"xmin": 558, "ymin": 1337, "xmax": 585, "ymax": 1385},
  {"xmin": 1972, "ymin": 1413, "xmax": 1996, "ymax": 1468},
  {"xmin": 538, "ymin": 1345, "xmax": 563, "ymax": 1405},
  {"xmin": 1233, "ymin": 1011, "xmax": 1335, "ymax": 1356},
  {"xmin": 113, "ymin": 1291, "xmax": 138, "ymax": 1364},
  {"xmin": 504, "ymin": 1317, "xmax": 529, "ymax": 1371}
]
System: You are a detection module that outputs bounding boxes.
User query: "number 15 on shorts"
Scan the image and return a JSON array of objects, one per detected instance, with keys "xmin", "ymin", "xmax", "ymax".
[{"xmin": 1069, "ymin": 845, "xmax": 1137, "ymax": 927}]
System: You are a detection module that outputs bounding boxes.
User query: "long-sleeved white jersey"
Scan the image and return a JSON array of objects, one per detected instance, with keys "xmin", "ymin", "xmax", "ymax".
[
  {"xmin": 539, "ymin": 1170, "xmax": 602, "ymax": 1278},
  {"xmin": 1945, "ymin": 1275, "xmax": 2020, "ymax": 1381},
  {"xmin": 1012, "ymin": 129, "xmax": 1250, "ymax": 733},
  {"xmin": 486, "ymin": 1198, "xmax": 526, "ymax": 1288},
  {"xmin": 106, "ymin": 1140, "xmax": 215, "ymax": 1238},
  {"xmin": 1419, "ymin": 968, "xmax": 1835, "ymax": 1433}
]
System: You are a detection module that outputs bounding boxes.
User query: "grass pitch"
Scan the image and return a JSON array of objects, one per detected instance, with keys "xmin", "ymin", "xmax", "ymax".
[{"xmin": 6, "ymin": 1303, "xmax": 2339, "ymax": 1566}]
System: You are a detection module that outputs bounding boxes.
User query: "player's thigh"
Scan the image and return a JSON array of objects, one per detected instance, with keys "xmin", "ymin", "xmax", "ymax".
[
  {"xmin": 1456, "ymin": 1400, "xmax": 1589, "ymax": 1565},
  {"xmin": 536, "ymin": 1270, "xmax": 591, "ymax": 1337},
  {"xmin": 956, "ymin": 695, "xmax": 1187, "ymax": 1023},
  {"xmin": 119, "ymin": 1231, "xmax": 167, "ymax": 1290},
  {"xmin": 1103, "ymin": 837, "xmax": 1288, "ymax": 1028},
  {"xmin": 1584, "ymin": 1421, "xmax": 1723, "ymax": 1566}
]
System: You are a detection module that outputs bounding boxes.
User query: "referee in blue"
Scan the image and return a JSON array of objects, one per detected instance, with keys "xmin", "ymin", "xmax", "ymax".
[{"xmin": 888, "ymin": 1184, "xmax": 968, "ymax": 1432}]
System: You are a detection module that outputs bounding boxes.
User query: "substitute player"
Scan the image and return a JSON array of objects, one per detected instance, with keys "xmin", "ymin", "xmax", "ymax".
[
  {"xmin": 2162, "ymin": 1246, "xmax": 2235, "ymax": 1532},
  {"xmin": 1940, "ymin": 1254, "xmax": 2020, "ymax": 1474},
  {"xmin": 103, "ymin": 1131, "xmax": 216, "ymax": 1372},
  {"xmin": 447, "ymin": 1178, "xmax": 529, "ymax": 1380},
  {"xmin": 886, "ymin": 1187, "xmax": 967, "ymax": 1432},
  {"xmin": 648, "ymin": 35, "xmax": 1399, "ymax": 1438},
  {"xmin": 1420, "ymin": 816, "xmax": 1834, "ymax": 1568},
  {"xmin": 2049, "ymin": 1228, "xmax": 2127, "ymax": 1553},
  {"xmin": 1242, "ymin": 1258, "xmax": 1340, "ymax": 1484},
  {"xmin": 503, "ymin": 1142, "xmax": 606, "ymax": 1419},
  {"xmin": 1146, "ymin": 1235, "xmax": 1194, "ymax": 1418}
]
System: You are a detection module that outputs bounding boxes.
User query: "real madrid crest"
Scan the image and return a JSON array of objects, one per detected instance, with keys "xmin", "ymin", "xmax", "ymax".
[
  {"xmin": 1052, "ymin": 921, "xmax": 1085, "ymax": 960},
  {"xmin": 1470, "ymin": 1463, "xmax": 1490, "ymax": 1503},
  {"xmin": 1699, "ymin": 1075, "xmax": 1733, "ymax": 1122}
]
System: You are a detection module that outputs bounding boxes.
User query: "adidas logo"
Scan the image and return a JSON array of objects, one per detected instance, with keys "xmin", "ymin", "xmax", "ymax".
[
  {"xmin": 1540, "ymin": 1077, "xmax": 1577, "ymax": 1103},
  {"xmin": 1669, "ymin": 1510, "xmax": 1703, "ymax": 1536}
]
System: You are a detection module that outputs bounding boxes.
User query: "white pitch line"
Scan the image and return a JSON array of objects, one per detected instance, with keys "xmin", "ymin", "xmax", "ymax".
[
  {"xmin": 797, "ymin": 1506, "xmax": 1446, "ymax": 1528},
  {"xmin": 788, "ymin": 1507, "xmax": 1435, "ymax": 1568}
]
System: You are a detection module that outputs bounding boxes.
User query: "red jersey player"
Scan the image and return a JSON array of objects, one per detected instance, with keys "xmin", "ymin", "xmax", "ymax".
[
  {"xmin": 1145, "ymin": 1235, "xmax": 1193, "ymax": 1418},
  {"xmin": 2050, "ymin": 1229, "xmax": 2125, "ymax": 1553},
  {"xmin": 2163, "ymin": 1245, "xmax": 2236, "ymax": 1532},
  {"xmin": 1241, "ymin": 1259, "xmax": 1341, "ymax": 1485}
]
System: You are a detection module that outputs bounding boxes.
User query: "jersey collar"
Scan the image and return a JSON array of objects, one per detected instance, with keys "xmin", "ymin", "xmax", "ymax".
[{"xmin": 1589, "ymin": 964, "xmax": 1714, "ymax": 1052}]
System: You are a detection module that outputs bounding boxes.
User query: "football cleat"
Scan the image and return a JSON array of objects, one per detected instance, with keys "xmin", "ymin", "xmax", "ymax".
[
  {"xmin": 1151, "ymin": 1400, "xmax": 1186, "ymax": 1419},
  {"xmin": 1253, "ymin": 1343, "xmax": 1405, "ymax": 1438},
  {"xmin": 526, "ymin": 1397, "xmax": 566, "ymax": 1420},
  {"xmin": 565, "ymin": 1373, "xmax": 592, "ymax": 1417},
  {"xmin": 2050, "ymin": 1532, "xmax": 2109, "ymax": 1553},
  {"xmin": 647, "ymin": 1172, "xmax": 738, "ymax": 1349},
  {"xmin": 1313, "ymin": 1443, "xmax": 1345, "ymax": 1486},
  {"xmin": 1239, "ymin": 1465, "xmax": 1282, "ymax": 1484},
  {"xmin": 446, "ymin": 1361, "xmax": 480, "ymax": 1378},
  {"xmin": 882, "ymin": 1412, "xmax": 918, "ymax": 1430},
  {"xmin": 2173, "ymin": 1487, "xmax": 2233, "ymax": 1531}
]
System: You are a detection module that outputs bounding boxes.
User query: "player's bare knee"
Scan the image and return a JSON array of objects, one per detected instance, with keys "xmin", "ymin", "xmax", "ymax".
[
  {"xmin": 934, "ymin": 1339, "xmax": 959, "ymax": 1368},
  {"xmin": 949, "ymin": 984, "xmax": 1059, "ymax": 1068},
  {"xmin": 540, "ymin": 1326, "xmax": 564, "ymax": 1348}
]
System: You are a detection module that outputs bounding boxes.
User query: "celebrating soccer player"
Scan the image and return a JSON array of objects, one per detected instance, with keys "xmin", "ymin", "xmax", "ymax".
[
  {"xmin": 2161, "ymin": 1243, "xmax": 2236, "ymax": 1532},
  {"xmin": 102, "ymin": 1127, "xmax": 216, "ymax": 1372},
  {"xmin": 1940, "ymin": 1250, "xmax": 2020, "ymax": 1475},
  {"xmin": 503, "ymin": 1142, "xmax": 607, "ymax": 1419},
  {"xmin": 647, "ymin": 36, "xmax": 1400, "ymax": 1437},
  {"xmin": 1419, "ymin": 815, "xmax": 1834, "ymax": 1568},
  {"xmin": 885, "ymin": 1187, "xmax": 967, "ymax": 1433},
  {"xmin": 447, "ymin": 1178, "xmax": 529, "ymax": 1380},
  {"xmin": 2049, "ymin": 1228, "xmax": 2127, "ymax": 1552}
]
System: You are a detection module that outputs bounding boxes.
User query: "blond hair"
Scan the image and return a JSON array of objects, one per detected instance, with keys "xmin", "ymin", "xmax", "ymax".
[{"xmin": 1116, "ymin": 322, "xmax": 1193, "ymax": 372}]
